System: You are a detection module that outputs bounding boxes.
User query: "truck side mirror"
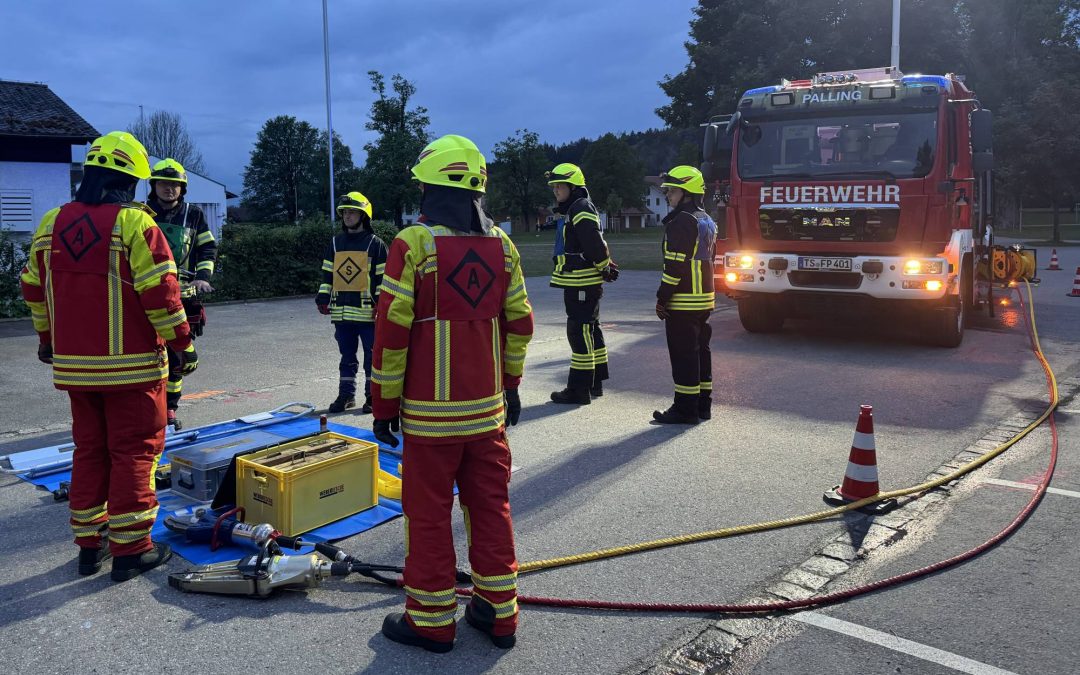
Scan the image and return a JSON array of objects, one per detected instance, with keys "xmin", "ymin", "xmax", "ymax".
[
  {"xmin": 971, "ymin": 109, "xmax": 993, "ymax": 154},
  {"xmin": 703, "ymin": 124, "xmax": 718, "ymax": 162},
  {"xmin": 972, "ymin": 152, "xmax": 994, "ymax": 173},
  {"xmin": 725, "ymin": 111, "xmax": 743, "ymax": 136}
]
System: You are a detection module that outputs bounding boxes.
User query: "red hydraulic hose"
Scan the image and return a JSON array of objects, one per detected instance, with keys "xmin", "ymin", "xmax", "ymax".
[{"xmin": 477, "ymin": 285, "xmax": 1059, "ymax": 613}]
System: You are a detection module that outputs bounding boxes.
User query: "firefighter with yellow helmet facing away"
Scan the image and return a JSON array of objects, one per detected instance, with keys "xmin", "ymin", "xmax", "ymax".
[
  {"xmin": 371, "ymin": 134, "xmax": 533, "ymax": 652},
  {"xmin": 546, "ymin": 162, "xmax": 618, "ymax": 405},
  {"xmin": 654, "ymin": 165, "xmax": 716, "ymax": 424},
  {"xmin": 21, "ymin": 131, "xmax": 193, "ymax": 580},
  {"xmin": 146, "ymin": 158, "xmax": 217, "ymax": 430},
  {"xmin": 316, "ymin": 191, "xmax": 388, "ymax": 414}
]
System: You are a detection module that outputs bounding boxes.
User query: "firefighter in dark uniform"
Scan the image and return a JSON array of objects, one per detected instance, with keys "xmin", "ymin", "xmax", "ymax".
[
  {"xmin": 146, "ymin": 158, "xmax": 217, "ymax": 430},
  {"xmin": 653, "ymin": 166, "xmax": 716, "ymax": 424},
  {"xmin": 546, "ymin": 163, "xmax": 618, "ymax": 405},
  {"xmin": 316, "ymin": 191, "xmax": 388, "ymax": 414}
]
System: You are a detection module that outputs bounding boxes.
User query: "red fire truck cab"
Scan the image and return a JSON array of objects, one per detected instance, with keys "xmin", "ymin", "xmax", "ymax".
[{"xmin": 701, "ymin": 68, "xmax": 1030, "ymax": 347}]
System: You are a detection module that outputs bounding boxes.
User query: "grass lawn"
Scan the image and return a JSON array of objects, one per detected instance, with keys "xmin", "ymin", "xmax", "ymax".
[
  {"xmin": 511, "ymin": 227, "xmax": 665, "ymax": 278},
  {"xmin": 995, "ymin": 224, "xmax": 1080, "ymax": 245}
]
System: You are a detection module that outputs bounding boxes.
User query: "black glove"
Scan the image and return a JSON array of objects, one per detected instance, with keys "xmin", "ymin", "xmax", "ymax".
[
  {"xmin": 504, "ymin": 388, "xmax": 521, "ymax": 426},
  {"xmin": 373, "ymin": 417, "xmax": 400, "ymax": 448},
  {"xmin": 37, "ymin": 342, "xmax": 53, "ymax": 364},
  {"xmin": 601, "ymin": 261, "xmax": 620, "ymax": 282},
  {"xmin": 180, "ymin": 344, "xmax": 199, "ymax": 375},
  {"xmin": 655, "ymin": 302, "xmax": 669, "ymax": 320}
]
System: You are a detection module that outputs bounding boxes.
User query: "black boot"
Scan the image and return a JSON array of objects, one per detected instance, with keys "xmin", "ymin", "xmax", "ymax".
[
  {"xmin": 590, "ymin": 384, "xmax": 604, "ymax": 398},
  {"xmin": 361, "ymin": 395, "xmax": 373, "ymax": 414},
  {"xmin": 77, "ymin": 542, "xmax": 111, "ymax": 575},
  {"xmin": 464, "ymin": 599, "xmax": 516, "ymax": 649},
  {"xmin": 698, "ymin": 398, "xmax": 712, "ymax": 421},
  {"xmin": 381, "ymin": 612, "xmax": 454, "ymax": 653},
  {"xmin": 550, "ymin": 388, "xmax": 591, "ymax": 405},
  {"xmin": 328, "ymin": 395, "xmax": 355, "ymax": 414},
  {"xmin": 111, "ymin": 542, "xmax": 173, "ymax": 582},
  {"xmin": 652, "ymin": 405, "xmax": 699, "ymax": 425}
]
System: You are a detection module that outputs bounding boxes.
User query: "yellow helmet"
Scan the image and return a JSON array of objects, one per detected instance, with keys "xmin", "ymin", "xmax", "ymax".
[
  {"xmin": 546, "ymin": 162, "xmax": 585, "ymax": 187},
  {"xmin": 336, "ymin": 191, "xmax": 373, "ymax": 220},
  {"xmin": 660, "ymin": 165, "xmax": 705, "ymax": 195},
  {"xmin": 411, "ymin": 134, "xmax": 487, "ymax": 192},
  {"xmin": 150, "ymin": 158, "xmax": 188, "ymax": 184},
  {"xmin": 84, "ymin": 131, "xmax": 151, "ymax": 180}
]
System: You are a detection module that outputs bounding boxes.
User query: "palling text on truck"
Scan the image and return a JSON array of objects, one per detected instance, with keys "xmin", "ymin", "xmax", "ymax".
[{"xmin": 700, "ymin": 67, "xmax": 1037, "ymax": 347}]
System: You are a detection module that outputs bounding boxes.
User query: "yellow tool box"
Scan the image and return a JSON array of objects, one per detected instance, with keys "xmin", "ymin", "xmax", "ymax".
[{"xmin": 236, "ymin": 432, "xmax": 378, "ymax": 536}]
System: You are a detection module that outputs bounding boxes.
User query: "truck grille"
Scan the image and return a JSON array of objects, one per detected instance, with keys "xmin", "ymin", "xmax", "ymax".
[{"xmin": 760, "ymin": 208, "xmax": 899, "ymax": 242}]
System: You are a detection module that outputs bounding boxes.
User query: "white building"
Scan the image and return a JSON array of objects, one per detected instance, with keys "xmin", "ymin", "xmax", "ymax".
[
  {"xmin": 136, "ymin": 157, "xmax": 229, "ymax": 238},
  {"xmin": 643, "ymin": 176, "xmax": 672, "ymax": 225},
  {"xmin": 0, "ymin": 80, "xmax": 98, "ymax": 238}
]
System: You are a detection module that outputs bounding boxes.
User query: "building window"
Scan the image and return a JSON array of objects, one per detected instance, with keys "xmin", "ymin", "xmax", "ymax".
[{"xmin": 1, "ymin": 191, "xmax": 33, "ymax": 231}]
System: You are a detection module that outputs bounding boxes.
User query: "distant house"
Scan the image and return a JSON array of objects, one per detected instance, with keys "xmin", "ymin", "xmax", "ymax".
[
  {"xmin": 643, "ymin": 176, "xmax": 672, "ymax": 226},
  {"xmin": 0, "ymin": 80, "xmax": 99, "ymax": 237},
  {"xmin": 136, "ymin": 157, "xmax": 232, "ymax": 239}
]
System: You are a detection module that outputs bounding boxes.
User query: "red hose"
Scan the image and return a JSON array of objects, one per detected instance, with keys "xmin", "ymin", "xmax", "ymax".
[{"xmin": 484, "ymin": 287, "xmax": 1059, "ymax": 613}]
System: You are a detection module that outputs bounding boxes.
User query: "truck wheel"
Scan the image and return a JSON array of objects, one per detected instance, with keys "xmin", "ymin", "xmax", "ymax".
[
  {"xmin": 737, "ymin": 295, "xmax": 785, "ymax": 333},
  {"xmin": 926, "ymin": 296, "xmax": 965, "ymax": 348}
]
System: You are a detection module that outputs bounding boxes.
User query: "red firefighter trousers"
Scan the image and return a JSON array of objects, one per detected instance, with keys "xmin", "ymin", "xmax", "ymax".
[
  {"xmin": 401, "ymin": 433, "xmax": 518, "ymax": 642},
  {"xmin": 67, "ymin": 382, "xmax": 166, "ymax": 557}
]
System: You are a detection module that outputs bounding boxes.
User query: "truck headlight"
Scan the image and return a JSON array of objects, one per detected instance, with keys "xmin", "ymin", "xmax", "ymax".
[
  {"xmin": 903, "ymin": 259, "xmax": 944, "ymax": 275},
  {"xmin": 724, "ymin": 255, "xmax": 755, "ymax": 269}
]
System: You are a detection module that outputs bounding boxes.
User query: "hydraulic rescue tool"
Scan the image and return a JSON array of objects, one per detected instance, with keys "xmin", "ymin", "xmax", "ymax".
[
  {"xmin": 164, "ymin": 505, "xmax": 283, "ymax": 551},
  {"xmin": 168, "ymin": 540, "xmax": 469, "ymax": 597}
]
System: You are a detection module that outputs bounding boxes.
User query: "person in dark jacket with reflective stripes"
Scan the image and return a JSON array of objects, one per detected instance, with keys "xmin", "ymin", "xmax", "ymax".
[
  {"xmin": 146, "ymin": 158, "xmax": 217, "ymax": 430},
  {"xmin": 654, "ymin": 166, "xmax": 716, "ymax": 424},
  {"xmin": 316, "ymin": 191, "xmax": 388, "ymax": 414},
  {"xmin": 546, "ymin": 163, "xmax": 618, "ymax": 405}
]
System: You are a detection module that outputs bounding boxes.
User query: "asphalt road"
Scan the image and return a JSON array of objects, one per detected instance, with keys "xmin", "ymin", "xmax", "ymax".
[{"xmin": 1, "ymin": 247, "xmax": 1077, "ymax": 675}]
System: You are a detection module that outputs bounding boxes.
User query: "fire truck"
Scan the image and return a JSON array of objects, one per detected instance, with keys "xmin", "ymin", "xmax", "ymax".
[{"xmin": 700, "ymin": 67, "xmax": 1035, "ymax": 347}]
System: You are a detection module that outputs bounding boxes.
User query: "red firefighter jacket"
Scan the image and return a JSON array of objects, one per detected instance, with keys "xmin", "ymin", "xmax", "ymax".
[
  {"xmin": 21, "ymin": 202, "xmax": 191, "ymax": 391},
  {"xmin": 371, "ymin": 223, "xmax": 533, "ymax": 442}
]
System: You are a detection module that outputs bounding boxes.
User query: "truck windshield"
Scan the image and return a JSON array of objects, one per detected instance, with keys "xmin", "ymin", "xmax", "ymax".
[{"xmin": 737, "ymin": 111, "xmax": 938, "ymax": 180}]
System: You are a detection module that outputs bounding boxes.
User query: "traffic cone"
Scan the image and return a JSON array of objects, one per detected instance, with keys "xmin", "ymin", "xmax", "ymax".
[
  {"xmin": 823, "ymin": 405, "xmax": 898, "ymax": 514},
  {"xmin": 1048, "ymin": 249, "xmax": 1061, "ymax": 271},
  {"xmin": 1068, "ymin": 267, "xmax": 1080, "ymax": 297}
]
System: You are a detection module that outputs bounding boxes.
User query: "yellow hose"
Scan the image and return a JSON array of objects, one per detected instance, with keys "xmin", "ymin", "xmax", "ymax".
[{"xmin": 520, "ymin": 280, "xmax": 1058, "ymax": 575}]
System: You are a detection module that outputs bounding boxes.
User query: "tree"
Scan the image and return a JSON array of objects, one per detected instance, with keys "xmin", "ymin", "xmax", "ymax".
[
  {"xmin": 128, "ymin": 110, "xmax": 206, "ymax": 174},
  {"xmin": 488, "ymin": 129, "xmax": 551, "ymax": 232},
  {"xmin": 604, "ymin": 192, "xmax": 624, "ymax": 232},
  {"xmin": 241, "ymin": 115, "xmax": 321, "ymax": 222},
  {"xmin": 581, "ymin": 133, "xmax": 646, "ymax": 228},
  {"xmin": 361, "ymin": 72, "xmax": 430, "ymax": 227},
  {"xmin": 304, "ymin": 130, "xmax": 362, "ymax": 219}
]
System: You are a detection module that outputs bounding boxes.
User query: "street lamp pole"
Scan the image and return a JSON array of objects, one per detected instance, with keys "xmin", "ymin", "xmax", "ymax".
[
  {"xmin": 322, "ymin": 0, "xmax": 335, "ymax": 220},
  {"xmin": 891, "ymin": 0, "xmax": 901, "ymax": 71}
]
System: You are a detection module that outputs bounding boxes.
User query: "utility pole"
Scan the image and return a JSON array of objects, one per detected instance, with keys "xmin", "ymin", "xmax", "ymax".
[
  {"xmin": 322, "ymin": 0, "xmax": 335, "ymax": 220},
  {"xmin": 891, "ymin": 0, "xmax": 901, "ymax": 71},
  {"xmin": 139, "ymin": 104, "xmax": 145, "ymax": 127}
]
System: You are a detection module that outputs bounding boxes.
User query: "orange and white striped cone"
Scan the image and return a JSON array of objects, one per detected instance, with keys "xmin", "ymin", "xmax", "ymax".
[
  {"xmin": 1048, "ymin": 249, "xmax": 1060, "ymax": 271},
  {"xmin": 1068, "ymin": 267, "xmax": 1080, "ymax": 297},
  {"xmin": 823, "ymin": 405, "xmax": 898, "ymax": 514}
]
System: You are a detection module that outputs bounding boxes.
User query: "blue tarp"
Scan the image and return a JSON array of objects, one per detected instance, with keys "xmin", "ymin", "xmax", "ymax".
[{"xmin": 14, "ymin": 416, "xmax": 404, "ymax": 565}]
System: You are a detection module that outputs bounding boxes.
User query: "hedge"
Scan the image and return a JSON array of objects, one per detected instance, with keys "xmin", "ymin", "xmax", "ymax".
[
  {"xmin": 211, "ymin": 216, "xmax": 400, "ymax": 302},
  {"xmin": 0, "ymin": 229, "xmax": 30, "ymax": 319}
]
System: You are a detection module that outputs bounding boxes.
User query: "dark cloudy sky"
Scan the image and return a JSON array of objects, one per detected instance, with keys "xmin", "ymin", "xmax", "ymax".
[{"xmin": 2, "ymin": 1, "xmax": 698, "ymax": 193}]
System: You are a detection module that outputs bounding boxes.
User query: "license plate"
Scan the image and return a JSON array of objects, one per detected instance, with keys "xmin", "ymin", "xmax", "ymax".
[{"xmin": 797, "ymin": 256, "xmax": 852, "ymax": 271}]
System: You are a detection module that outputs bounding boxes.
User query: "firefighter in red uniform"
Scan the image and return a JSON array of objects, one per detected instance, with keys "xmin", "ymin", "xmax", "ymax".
[
  {"xmin": 21, "ymin": 131, "xmax": 195, "ymax": 581},
  {"xmin": 371, "ymin": 134, "xmax": 534, "ymax": 652}
]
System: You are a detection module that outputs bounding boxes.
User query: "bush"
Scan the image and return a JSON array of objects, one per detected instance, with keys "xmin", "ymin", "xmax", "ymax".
[
  {"xmin": 0, "ymin": 228, "xmax": 30, "ymax": 319},
  {"xmin": 211, "ymin": 216, "xmax": 399, "ymax": 303}
]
